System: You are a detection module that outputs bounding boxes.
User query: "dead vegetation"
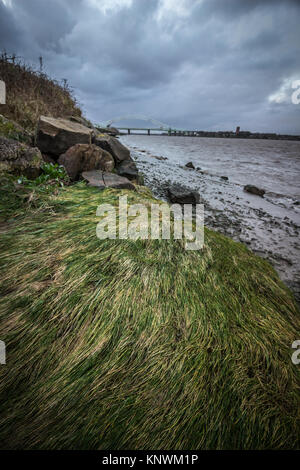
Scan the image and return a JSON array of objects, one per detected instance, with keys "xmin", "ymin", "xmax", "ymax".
[{"xmin": 0, "ymin": 52, "xmax": 82, "ymax": 132}]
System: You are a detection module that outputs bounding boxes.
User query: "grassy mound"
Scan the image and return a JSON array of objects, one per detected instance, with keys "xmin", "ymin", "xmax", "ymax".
[
  {"xmin": 0, "ymin": 179, "xmax": 299, "ymax": 450},
  {"xmin": 0, "ymin": 54, "xmax": 81, "ymax": 132}
]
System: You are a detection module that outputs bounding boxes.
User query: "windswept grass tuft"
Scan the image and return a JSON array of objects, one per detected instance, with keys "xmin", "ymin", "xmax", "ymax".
[{"xmin": 0, "ymin": 181, "xmax": 299, "ymax": 449}]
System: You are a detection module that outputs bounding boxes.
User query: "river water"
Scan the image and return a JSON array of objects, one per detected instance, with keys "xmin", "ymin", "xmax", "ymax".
[{"xmin": 120, "ymin": 134, "xmax": 300, "ymax": 302}]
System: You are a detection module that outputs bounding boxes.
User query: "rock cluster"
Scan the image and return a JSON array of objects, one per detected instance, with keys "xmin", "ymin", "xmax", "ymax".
[
  {"xmin": 35, "ymin": 115, "xmax": 139, "ymax": 186},
  {"xmin": 0, "ymin": 114, "xmax": 140, "ymax": 189}
]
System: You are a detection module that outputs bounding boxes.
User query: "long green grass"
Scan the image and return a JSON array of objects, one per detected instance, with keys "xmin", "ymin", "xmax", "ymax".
[{"xmin": 0, "ymin": 179, "xmax": 299, "ymax": 449}]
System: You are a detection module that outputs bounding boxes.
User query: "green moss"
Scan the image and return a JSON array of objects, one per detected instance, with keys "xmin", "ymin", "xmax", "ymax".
[
  {"xmin": 31, "ymin": 152, "xmax": 41, "ymax": 165},
  {"xmin": 0, "ymin": 180, "xmax": 299, "ymax": 450},
  {"xmin": 0, "ymin": 115, "xmax": 31, "ymax": 144}
]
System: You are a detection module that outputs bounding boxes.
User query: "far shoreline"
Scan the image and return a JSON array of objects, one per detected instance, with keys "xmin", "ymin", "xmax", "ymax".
[{"xmin": 119, "ymin": 131, "xmax": 300, "ymax": 141}]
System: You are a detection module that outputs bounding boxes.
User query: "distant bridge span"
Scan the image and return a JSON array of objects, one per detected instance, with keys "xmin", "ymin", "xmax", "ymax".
[
  {"xmin": 102, "ymin": 115, "xmax": 217, "ymax": 136},
  {"xmin": 105, "ymin": 114, "xmax": 174, "ymax": 131}
]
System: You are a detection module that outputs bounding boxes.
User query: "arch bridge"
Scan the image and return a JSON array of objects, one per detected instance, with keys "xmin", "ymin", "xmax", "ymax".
[
  {"xmin": 102, "ymin": 115, "xmax": 206, "ymax": 136},
  {"xmin": 103, "ymin": 115, "xmax": 176, "ymax": 135}
]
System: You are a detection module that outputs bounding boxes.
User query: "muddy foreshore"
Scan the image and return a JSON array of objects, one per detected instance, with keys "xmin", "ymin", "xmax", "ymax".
[{"xmin": 120, "ymin": 137, "xmax": 300, "ymax": 304}]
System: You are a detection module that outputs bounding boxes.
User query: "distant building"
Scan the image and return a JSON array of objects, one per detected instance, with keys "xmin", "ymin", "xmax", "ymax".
[{"xmin": 235, "ymin": 126, "xmax": 240, "ymax": 135}]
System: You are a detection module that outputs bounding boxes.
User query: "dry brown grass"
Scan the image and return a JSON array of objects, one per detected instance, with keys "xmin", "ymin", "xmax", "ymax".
[{"xmin": 0, "ymin": 53, "xmax": 82, "ymax": 132}]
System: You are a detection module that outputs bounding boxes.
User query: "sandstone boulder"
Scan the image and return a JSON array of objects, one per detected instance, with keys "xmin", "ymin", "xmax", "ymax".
[
  {"xmin": 0, "ymin": 136, "xmax": 42, "ymax": 178},
  {"xmin": 94, "ymin": 135, "xmax": 130, "ymax": 163},
  {"xmin": 244, "ymin": 185, "xmax": 265, "ymax": 197},
  {"xmin": 58, "ymin": 144, "xmax": 114, "ymax": 181},
  {"xmin": 36, "ymin": 116, "xmax": 93, "ymax": 157},
  {"xmin": 82, "ymin": 170, "xmax": 135, "ymax": 190}
]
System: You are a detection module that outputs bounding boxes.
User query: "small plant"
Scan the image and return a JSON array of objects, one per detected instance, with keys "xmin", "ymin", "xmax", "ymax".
[
  {"xmin": 36, "ymin": 162, "xmax": 69, "ymax": 185},
  {"xmin": 0, "ymin": 163, "xmax": 69, "ymax": 219},
  {"xmin": 17, "ymin": 162, "xmax": 68, "ymax": 187}
]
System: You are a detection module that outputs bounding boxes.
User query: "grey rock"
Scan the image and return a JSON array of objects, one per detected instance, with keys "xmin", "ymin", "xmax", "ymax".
[
  {"xmin": 244, "ymin": 185, "xmax": 265, "ymax": 197},
  {"xmin": 0, "ymin": 136, "xmax": 42, "ymax": 178},
  {"xmin": 167, "ymin": 184, "xmax": 200, "ymax": 204},
  {"xmin": 82, "ymin": 170, "xmax": 135, "ymax": 190},
  {"xmin": 152, "ymin": 155, "xmax": 167, "ymax": 161},
  {"xmin": 94, "ymin": 135, "xmax": 130, "ymax": 164},
  {"xmin": 36, "ymin": 115, "xmax": 93, "ymax": 157},
  {"xmin": 116, "ymin": 160, "xmax": 139, "ymax": 181}
]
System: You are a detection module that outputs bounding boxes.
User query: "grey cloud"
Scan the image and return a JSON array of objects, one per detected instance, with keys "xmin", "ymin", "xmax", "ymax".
[
  {"xmin": 0, "ymin": 1, "xmax": 23, "ymax": 51},
  {"xmin": 0, "ymin": 0, "xmax": 300, "ymax": 132}
]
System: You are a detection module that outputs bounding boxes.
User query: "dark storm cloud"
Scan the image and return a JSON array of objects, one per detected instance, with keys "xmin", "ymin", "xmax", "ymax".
[
  {"xmin": 201, "ymin": 0, "xmax": 300, "ymax": 19},
  {"xmin": 0, "ymin": 0, "xmax": 300, "ymax": 133},
  {"xmin": 0, "ymin": 1, "xmax": 22, "ymax": 50},
  {"xmin": 2, "ymin": 0, "xmax": 81, "ymax": 53}
]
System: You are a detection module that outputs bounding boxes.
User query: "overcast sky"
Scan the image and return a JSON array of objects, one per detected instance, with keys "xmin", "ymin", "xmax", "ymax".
[{"xmin": 1, "ymin": 0, "xmax": 300, "ymax": 133}]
